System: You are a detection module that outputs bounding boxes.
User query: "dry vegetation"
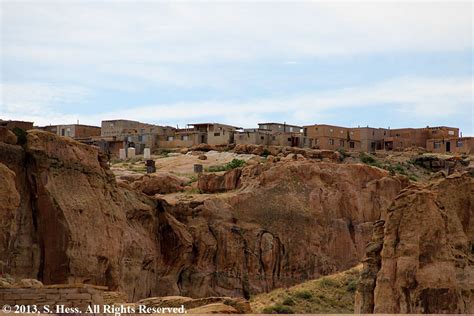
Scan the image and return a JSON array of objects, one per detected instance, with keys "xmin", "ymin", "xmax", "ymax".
[{"xmin": 250, "ymin": 265, "xmax": 361, "ymax": 314}]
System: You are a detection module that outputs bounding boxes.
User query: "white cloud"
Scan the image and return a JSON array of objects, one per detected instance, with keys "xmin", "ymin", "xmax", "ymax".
[
  {"xmin": 1, "ymin": 2, "xmax": 471, "ymax": 67},
  {"xmin": 0, "ymin": 83, "xmax": 90, "ymax": 114},
  {"xmin": 2, "ymin": 77, "xmax": 471, "ymax": 131}
]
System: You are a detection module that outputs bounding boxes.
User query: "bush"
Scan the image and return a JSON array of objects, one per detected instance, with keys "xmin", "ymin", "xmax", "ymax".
[
  {"xmin": 12, "ymin": 127, "xmax": 27, "ymax": 145},
  {"xmin": 319, "ymin": 278, "xmax": 337, "ymax": 287},
  {"xmin": 337, "ymin": 148, "xmax": 348, "ymax": 161},
  {"xmin": 262, "ymin": 304, "xmax": 294, "ymax": 314},
  {"xmin": 360, "ymin": 152, "xmax": 376, "ymax": 164},
  {"xmin": 346, "ymin": 279, "xmax": 358, "ymax": 292},
  {"xmin": 282, "ymin": 296, "xmax": 296, "ymax": 306},
  {"xmin": 207, "ymin": 159, "xmax": 246, "ymax": 172},
  {"xmin": 294, "ymin": 290, "xmax": 313, "ymax": 300},
  {"xmin": 262, "ymin": 149, "xmax": 271, "ymax": 157}
]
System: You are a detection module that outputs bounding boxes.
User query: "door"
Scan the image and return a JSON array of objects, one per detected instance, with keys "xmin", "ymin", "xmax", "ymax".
[{"xmin": 446, "ymin": 141, "xmax": 451, "ymax": 152}]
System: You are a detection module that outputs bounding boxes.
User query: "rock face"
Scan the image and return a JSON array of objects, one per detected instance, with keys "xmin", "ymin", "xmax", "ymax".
[
  {"xmin": 0, "ymin": 130, "xmax": 409, "ymax": 302},
  {"xmin": 0, "ymin": 131, "xmax": 159, "ymax": 301},
  {"xmin": 163, "ymin": 162, "xmax": 408, "ymax": 298},
  {"xmin": 355, "ymin": 173, "xmax": 473, "ymax": 313}
]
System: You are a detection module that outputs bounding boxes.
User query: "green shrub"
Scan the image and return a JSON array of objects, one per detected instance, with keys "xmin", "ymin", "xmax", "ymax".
[
  {"xmin": 207, "ymin": 159, "xmax": 246, "ymax": 172},
  {"xmin": 337, "ymin": 148, "xmax": 348, "ymax": 161},
  {"xmin": 12, "ymin": 127, "xmax": 27, "ymax": 145},
  {"xmin": 282, "ymin": 296, "xmax": 296, "ymax": 306},
  {"xmin": 262, "ymin": 149, "xmax": 271, "ymax": 157},
  {"xmin": 346, "ymin": 279, "xmax": 358, "ymax": 292},
  {"xmin": 409, "ymin": 175, "xmax": 419, "ymax": 182},
  {"xmin": 319, "ymin": 278, "xmax": 337, "ymax": 287},
  {"xmin": 294, "ymin": 290, "xmax": 313, "ymax": 300},
  {"xmin": 262, "ymin": 304, "xmax": 294, "ymax": 314},
  {"xmin": 360, "ymin": 152, "xmax": 376, "ymax": 164}
]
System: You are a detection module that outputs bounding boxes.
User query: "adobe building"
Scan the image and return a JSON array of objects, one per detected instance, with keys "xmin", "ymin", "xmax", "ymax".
[
  {"xmin": 189, "ymin": 123, "xmax": 240, "ymax": 146},
  {"xmin": 426, "ymin": 137, "xmax": 473, "ymax": 154},
  {"xmin": 258, "ymin": 122, "xmax": 310, "ymax": 148},
  {"xmin": 156, "ymin": 128, "xmax": 199, "ymax": 148},
  {"xmin": 55, "ymin": 124, "xmax": 101, "ymax": 139},
  {"xmin": 384, "ymin": 126, "xmax": 459, "ymax": 151},
  {"xmin": 304, "ymin": 124, "xmax": 362, "ymax": 151},
  {"xmin": 0, "ymin": 119, "xmax": 34, "ymax": 131},
  {"xmin": 98, "ymin": 119, "xmax": 176, "ymax": 154},
  {"xmin": 235, "ymin": 128, "xmax": 273, "ymax": 146},
  {"xmin": 101, "ymin": 119, "xmax": 145, "ymax": 137}
]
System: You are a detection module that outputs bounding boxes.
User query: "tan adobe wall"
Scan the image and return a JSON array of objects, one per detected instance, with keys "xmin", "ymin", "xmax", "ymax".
[
  {"xmin": 258, "ymin": 123, "xmax": 302, "ymax": 133},
  {"xmin": 426, "ymin": 137, "xmax": 473, "ymax": 154},
  {"xmin": 101, "ymin": 120, "xmax": 141, "ymax": 137},
  {"xmin": 0, "ymin": 121, "xmax": 34, "ymax": 131},
  {"xmin": 314, "ymin": 136, "xmax": 361, "ymax": 151},
  {"xmin": 235, "ymin": 132, "xmax": 271, "ymax": 146},
  {"xmin": 157, "ymin": 133, "xmax": 199, "ymax": 148},
  {"xmin": 74, "ymin": 126, "xmax": 101, "ymax": 138}
]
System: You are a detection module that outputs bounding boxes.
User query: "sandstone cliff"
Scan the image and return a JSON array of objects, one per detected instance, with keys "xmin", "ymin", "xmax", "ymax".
[
  {"xmin": 355, "ymin": 173, "xmax": 473, "ymax": 313},
  {"xmin": 0, "ymin": 130, "xmax": 408, "ymax": 302}
]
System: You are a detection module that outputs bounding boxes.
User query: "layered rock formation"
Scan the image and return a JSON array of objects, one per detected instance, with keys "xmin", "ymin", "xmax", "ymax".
[
  {"xmin": 355, "ymin": 173, "xmax": 473, "ymax": 313},
  {"xmin": 160, "ymin": 161, "xmax": 408, "ymax": 298},
  {"xmin": 0, "ymin": 130, "xmax": 408, "ymax": 302}
]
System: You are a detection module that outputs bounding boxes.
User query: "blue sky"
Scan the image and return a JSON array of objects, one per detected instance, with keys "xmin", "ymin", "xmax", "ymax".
[{"xmin": 1, "ymin": 1, "xmax": 473, "ymax": 135}]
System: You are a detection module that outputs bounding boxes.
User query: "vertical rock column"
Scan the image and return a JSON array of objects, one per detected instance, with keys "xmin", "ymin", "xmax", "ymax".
[{"xmin": 354, "ymin": 219, "xmax": 385, "ymax": 314}]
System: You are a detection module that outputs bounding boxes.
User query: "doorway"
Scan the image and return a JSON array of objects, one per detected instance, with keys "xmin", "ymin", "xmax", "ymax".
[{"xmin": 446, "ymin": 141, "xmax": 451, "ymax": 152}]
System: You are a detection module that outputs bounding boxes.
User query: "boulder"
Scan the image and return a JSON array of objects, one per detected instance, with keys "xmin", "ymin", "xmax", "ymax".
[
  {"xmin": 197, "ymin": 168, "xmax": 242, "ymax": 193},
  {"xmin": 131, "ymin": 172, "xmax": 187, "ymax": 195},
  {"xmin": 190, "ymin": 144, "xmax": 213, "ymax": 152},
  {"xmin": 13, "ymin": 279, "xmax": 43, "ymax": 288},
  {"xmin": 0, "ymin": 127, "xmax": 17, "ymax": 145}
]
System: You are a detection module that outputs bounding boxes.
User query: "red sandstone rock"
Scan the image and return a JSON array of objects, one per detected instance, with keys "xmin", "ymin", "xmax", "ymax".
[
  {"xmin": 197, "ymin": 168, "xmax": 242, "ymax": 193},
  {"xmin": 355, "ymin": 172, "xmax": 473, "ymax": 314},
  {"xmin": 131, "ymin": 172, "xmax": 187, "ymax": 195},
  {"xmin": 0, "ymin": 130, "xmax": 412, "ymax": 302}
]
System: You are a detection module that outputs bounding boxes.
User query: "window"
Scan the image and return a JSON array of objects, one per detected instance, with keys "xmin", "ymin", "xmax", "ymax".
[
  {"xmin": 350, "ymin": 131, "xmax": 354, "ymax": 135},
  {"xmin": 449, "ymin": 131, "xmax": 455, "ymax": 135},
  {"xmin": 329, "ymin": 139, "xmax": 334, "ymax": 145},
  {"xmin": 289, "ymin": 127, "xmax": 294, "ymax": 132},
  {"xmin": 456, "ymin": 140, "xmax": 463, "ymax": 147},
  {"xmin": 329, "ymin": 128, "xmax": 333, "ymax": 133},
  {"xmin": 350, "ymin": 141, "xmax": 355, "ymax": 149},
  {"xmin": 214, "ymin": 132, "xmax": 220, "ymax": 136},
  {"xmin": 272, "ymin": 136, "xmax": 276, "ymax": 140},
  {"xmin": 434, "ymin": 142, "xmax": 441, "ymax": 149},
  {"xmin": 140, "ymin": 129, "xmax": 144, "ymax": 133},
  {"xmin": 261, "ymin": 136, "xmax": 264, "ymax": 140},
  {"xmin": 167, "ymin": 136, "xmax": 174, "ymax": 141},
  {"xmin": 287, "ymin": 138, "xmax": 291, "ymax": 141},
  {"xmin": 339, "ymin": 140, "xmax": 344, "ymax": 146},
  {"xmin": 138, "ymin": 135, "xmax": 143, "ymax": 142},
  {"xmin": 315, "ymin": 127, "xmax": 319, "ymax": 131},
  {"xmin": 182, "ymin": 135, "xmax": 189, "ymax": 141},
  {"xmin": 340, "ymin": 130, "xmax": 344, "ymax": 134},
  {"xmin": 61, "ymin": 129, "xmax": 65, "ymax": 136}
]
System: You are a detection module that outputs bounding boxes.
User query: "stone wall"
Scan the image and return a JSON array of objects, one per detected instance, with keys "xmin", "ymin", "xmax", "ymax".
[{"xmin": 0, "ymin": 284, "xmax": 110, "ymax": 310}]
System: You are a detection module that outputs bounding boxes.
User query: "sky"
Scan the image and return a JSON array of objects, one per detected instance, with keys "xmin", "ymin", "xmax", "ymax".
[{"xmin": 1, "ymin": 1, "xmax": 473, "ymax": 134}]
